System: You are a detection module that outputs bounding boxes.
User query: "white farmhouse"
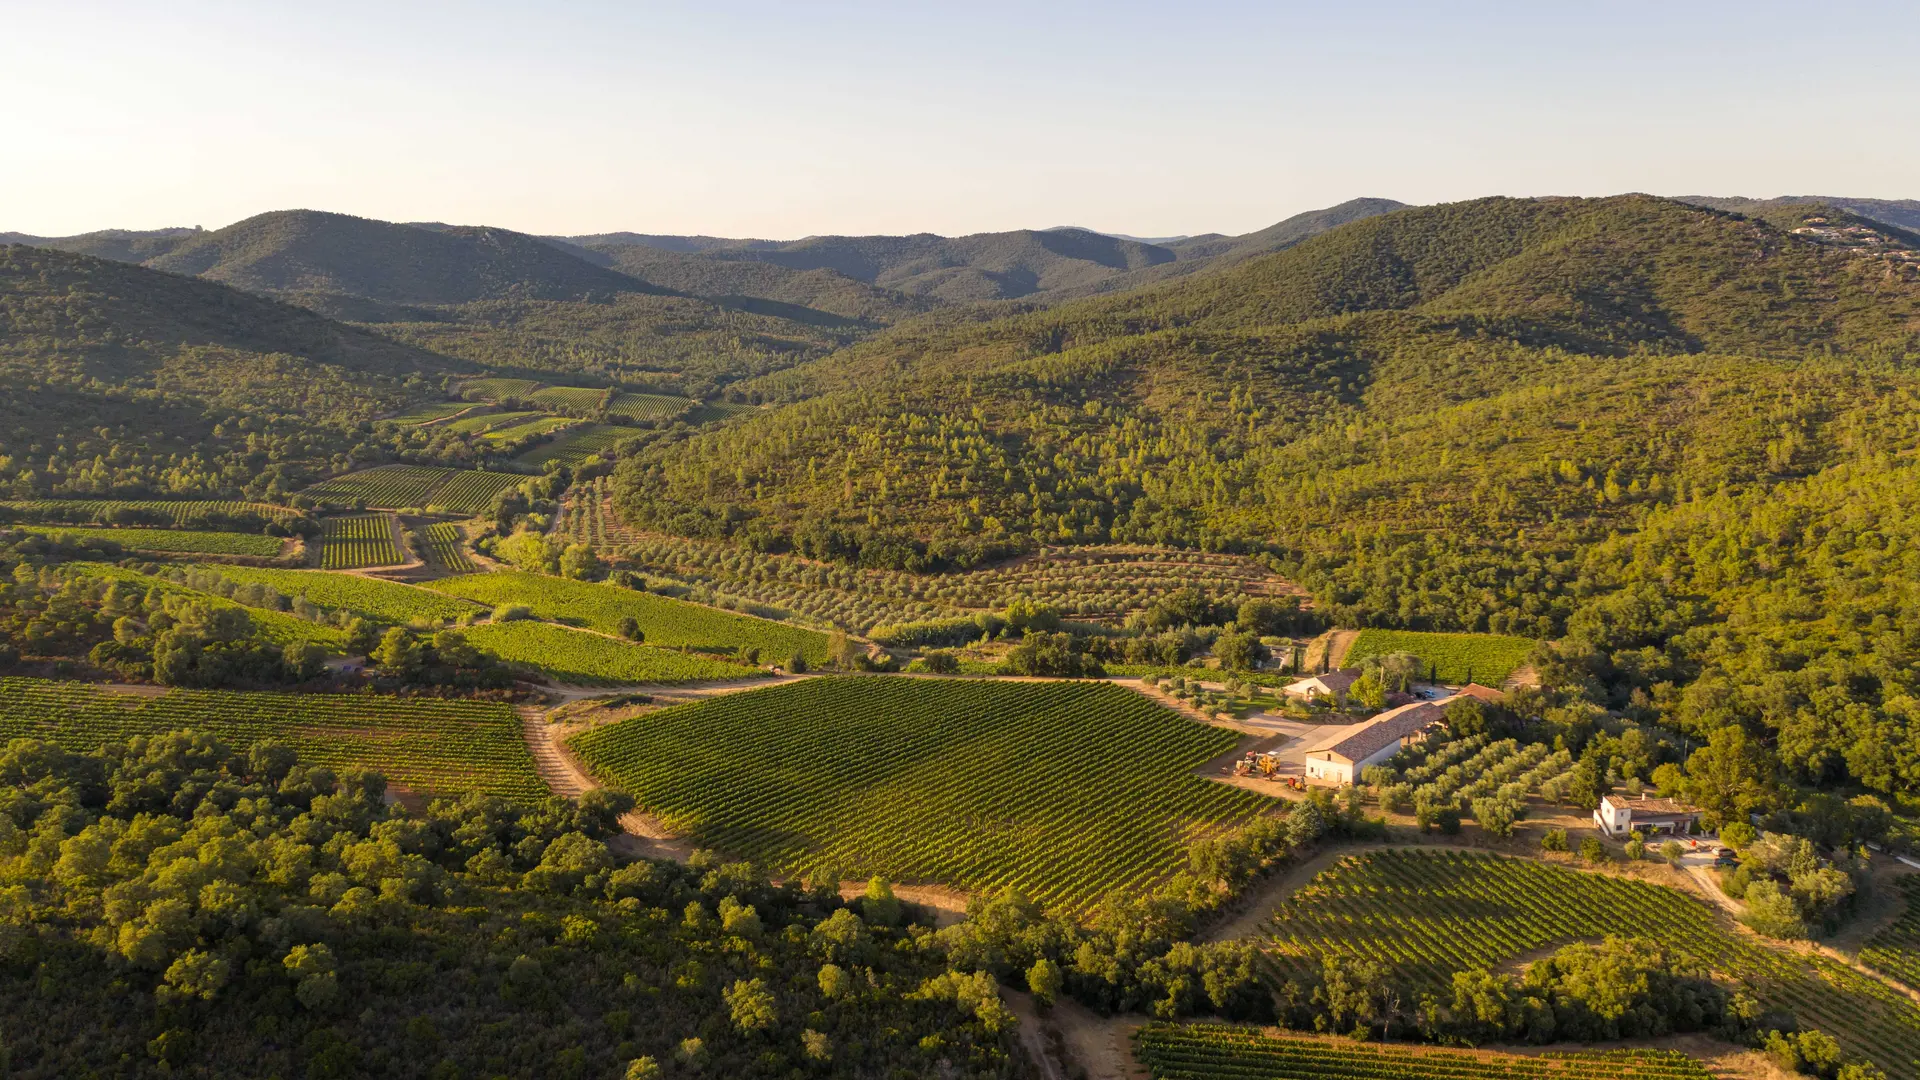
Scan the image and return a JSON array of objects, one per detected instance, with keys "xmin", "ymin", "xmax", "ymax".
[
  {"xmin": 1594, "ymin": 794, "xmax": 1701, "ymax": 838},
  {"xmin": 1303, "ymin": 698, "xmax": 1448, "ymax": 786}
]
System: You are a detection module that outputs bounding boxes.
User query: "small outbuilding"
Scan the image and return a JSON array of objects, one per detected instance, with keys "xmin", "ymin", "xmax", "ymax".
[
  {"xmin": 1594, "ymin": 793, "xmax": 1701, "ymax": 838},
  {"xmin": 1283, "ymin": 668, "xmax": 1361, "ymax": 704}
]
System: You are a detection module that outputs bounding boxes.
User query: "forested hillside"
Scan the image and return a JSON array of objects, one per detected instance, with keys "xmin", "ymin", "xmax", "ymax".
[
  {"xmin": 0, "ymin": 244, "xmax": 468, "ymax": 499},
  {"xmin": 611, "ymin": 194, "xmax": 1920, "ymax": 795}
]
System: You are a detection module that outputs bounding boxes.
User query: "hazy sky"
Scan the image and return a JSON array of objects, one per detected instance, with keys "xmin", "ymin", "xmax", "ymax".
[{"xmin": 5, "ymin": 1, "xmax": 1918, "ymax": 239}]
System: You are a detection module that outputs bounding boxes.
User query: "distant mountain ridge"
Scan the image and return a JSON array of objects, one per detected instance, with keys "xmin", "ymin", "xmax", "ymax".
[{"xmin": 1677, "ymin": 194, "xmax": 1920, "ymax": 233}]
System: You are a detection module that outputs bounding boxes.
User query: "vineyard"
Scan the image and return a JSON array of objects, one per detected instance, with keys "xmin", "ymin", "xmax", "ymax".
[
  {"xmin": 0, "ymin": 677, "xmax": 541, "ymax": 799},
  {"xmin": 570, "ymin": 677, "xmax": 1271, "ymax": 913},
  {"xmin": 1861, "ymin": 875, "xmax": 1920, "ymax": 991},
  {"xmin": 320, "ymin": 514, "xmax": 404, "ymax": 569},
  {"xmin": 14, "ymin": 524, "xmax": 284, "ymax": 557},
  {"xmin": 463, "ymin": 621, "xmax": 755, "ymax": 685},
  {"xmin": 441, "ymin": 410, "xmax": 530, "ymax": 435},
  {"xmin": 386, "ymin": 401, "xmax": 475, "ymax": 426},
  {"xmin": 303, "ymin": 465, "xmax": 455, "ymax": 508},
  {"xmin": 1342, "ymin": 629, "xmax": 1536, "ymax": 685},
  {"xmin": 72, "ymin": 564, "xmax": 347, "ymax": 650},
  {"xmin": 428, "ymin": 470, "xmax": 527, "ymax": 515},
  {"xmin": 548, "ymin": 476, "xmax": 644, "ymax": 548},
  {"xmin": 528, "ymin": 385, "xmax": 611, "ymax": 411},
  {"xmin": 518, "ymin": 424, "xmax": 647, "ymax": 467},
  {"xmin": 213, "ymin": 566, "xmax": 482, "ymax": 624},
  {"xmin": 0, "ymin": 499, "xmax": 304, "ymax": 529},
  {"xmin": 1264, "ymin": 850, "xmax": 1920, "ymax": 1077},
  {"xmin": 479, "ymin": 415, "xmax": 576, "ymax": 444},
  {"xmin": 605, "ymin": 391, "xmax": 692, "ymax": 422},
  {"xmin": 419, "ymin": 521, "xmax": 475, "ymax": 572},
  {"xmin": 459, "ymin": 377, "xmax": 543, "ymax": 400},
  {"xmin": 1132, "ymin": 1026, "xmax": 1714, "ymax": 1080},
  {"xmin": 426, "ymin": 571, "xmax": 831, "ymax": 663}
]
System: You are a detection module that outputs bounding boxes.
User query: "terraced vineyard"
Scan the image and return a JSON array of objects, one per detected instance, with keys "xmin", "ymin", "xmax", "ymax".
[
  {"xmin": 386, "ymin": 401, "xmax": 475, "ymax": 426},
  {"xmin": 459, "ymin": 377, "xmax": 543, "ymax": 400},
  {"xmin": 1861, "ymin": 875, "xmax": 1920, "ymax": 991},
  {"xmin": 442, "ymin": 410, "xmax": 530, "ymax": 435},
  {"xmin": 427, "ymin": 571, "xmax": 831, "ymax": 663},
  {"xmin": 15, "ymin": 524, "xmax": 284, "ymax": 557},
  {"xmin": 214, "ymin": 566, "xmax": 482, "ymax": 625},
  {"xmin": 518, "ymin": 424, "xmax": 647, "ymax": 467},
  {"xmin": 480, "ymin": 416, "xmax": 575, "ymax": 443},
  {"xmin": 571, "ymin": 678, "xmax": 1270, "ymax": 913},
  {"xmin": 0, "ymin": 499, "xmax": 304, "ymax": 528},
  {"xmin": 463, "ymin": 621, "xmax": 755, "ymax": 685},
  {"xmin": 0, "ymin": 677, "xmax": 540, "ymax": 799},
  {"xmin": 304, "ymin": 465, "xmax": 456, "ymax": 508},
  {"xmin": 419, "ymin": 522, "xmax": 475, "ymax": 572},
  {"xmin": 429, "ymin": 470, "xmax": 527, "ymax": 515},
  {"xmin": 1133, "ymin": 1026, "xmax": 1714, "ymax": 1080},
  {"xmin": 1343, "ymin": 629, "xmax": 1536, "ymax": 685},
  {"xmin": 1264, "ymin": 850, "xmax": 1920, "ymax": 1078},
  {"xmin": 320, "ymin": 514, "xmax": 404, "ymax": 569},
  {"xmin": 605, "ymin": 391, "xmax": 692, "ymax": 422},
  {"xmin": 528, "ymin": 385, "xmax": 611, "ymax": 411}
]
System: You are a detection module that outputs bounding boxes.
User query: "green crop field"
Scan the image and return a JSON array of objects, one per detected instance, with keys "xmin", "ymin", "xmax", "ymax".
[
  {"xmin": 463, "ymin": 621, "xmax": 755, "ymax": 685},
  {"xmin": 320, "ymin": 514, "xmax": 404, "ymax": 569},
  {"xmin": 420, "ymin": 522, "xmax": 475, "ymax": 572},
  {"xmin": 426, "ymin": 571, "xmax": 830, "ymax": 663},
  {"xmin": 0, "ymin": 499, "xmax": 303, "ymax": 529},
  {"xmin": 570, "ymin": 677, "xmax": 1269, "ymax": 913},
  {"xmin": 71, "ymin": 564, "xmax": 346, "ymax": 651},
  {"xmin": 1862, "ymin": 876, "xmax": 1920, "ymax": 992},
  {"xmin": 0, "ymin": 677, "xmax": 540, "ymax": 799},
  {"xmin": 1342, "ymin": 629, "xmax": 1537, "ymax": 685},
  {"xmin": 15, "ymin": 524, "xmax": 284, "ymax": 557},
  {"xmin": 211, "ymin": 566, "xmax": 481, "ymax": 625},
  {"xmin": 481, "ymin": 416, "xmax": 576, "ymax": 443},
  {"xmin": 303, "ymin": 465, "xmax": 456, "ymax": 508},
  {"xmin": 605, "ymin": 392, "xmax": 691, "ymax": 422},
  {"xmin": 1265, "ymin": 850, "xmax": 1920, "ymax": 1078},
  {"xmin": 459, "ymin": 377, "xmax": 543, "ymax": 401},
  {"xmin": 528, "ymin": 385, "xmax": 609, "ymax": 411},
  {"xmin": 441, "ymin": 409, "xmax": 530, "ymax": 435},
  {"xmin": 429, "ymin": 470, "xmax": 527, "ymax": 515},
  {"xmin": 517, "ymin": 424, "xmax": 647, "ymax": 467},
  {"xmin": 1132, "ymin": 1026, "xmax": 1713, "ymax": 1080},
  {"xmin": 386, "ymin": 401, "xmax": 475, "ymax": 426}
]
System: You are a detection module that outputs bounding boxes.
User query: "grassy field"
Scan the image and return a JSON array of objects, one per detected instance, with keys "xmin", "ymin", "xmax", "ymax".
[
  {"xmin": 1132, "ymin": 1026, "xmax": 1714, "ymax": 1080},
  {"xmin": 0, "ymin": 677, "xmax": 539, "ymax": 798},
  {"xmin": 528, "ymin": 385, "xmax": 610, "ymax": 411},
  {"xmin": 481, "ymin": 416, "xmax": 576, "ymax": 443},
  {"xmin": 15, "ymin": 524, "xmax": 284, "ymax": 557},
  {"xmin": 441, "ymin": 410, "xmax": 533, "ymax": 435},
  {"xmin": 425, "ymin": 571, "xmax": 830, "ymax": 663},
  {"xmin": 458, "ymin": 377, "xmax": 543, "ymax": 400},
  {"xmin": 1342, "ymin": 628, "xmax": 1537, "ymax": 684},
  {"xmin": 1265, "ymin": 849, "xmax": 1920, "ymax": 1078},
  {"xmin": 462, "ymin": 621, "xmax": 756, "ymax": 685},
  {"xmin": 570, "ymin": 677, "xmax": 1270, "ymax": 914},
  {"xmin": 211, "ymin": 566, "xmax": 482, "ymax": 625},
  {"xmin": 386, "ymin": 401, "xmax": 476, "ymax": 426}
]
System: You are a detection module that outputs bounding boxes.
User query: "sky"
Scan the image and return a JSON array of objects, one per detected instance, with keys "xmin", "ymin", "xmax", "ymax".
[{"xmin": 5, "ymin": 0, "xmax": 1919, "ymax": 239}]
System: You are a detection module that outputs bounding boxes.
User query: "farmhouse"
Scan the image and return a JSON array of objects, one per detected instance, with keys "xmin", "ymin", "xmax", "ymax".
[
  {"xmin": 1303, "ymin": 697, "xmax": 1449, "ymax": 785},
  {"xmin": 1283, "ymin": 668, "xmax": 1361, "ymax": 703},
  {"xmin": 1593, "ymin": 793, "xmax": 1701, "ymax": 838},
  {"xmin": 1456, "ymin": 682, "xmax": 1506, "ymax": 703}
]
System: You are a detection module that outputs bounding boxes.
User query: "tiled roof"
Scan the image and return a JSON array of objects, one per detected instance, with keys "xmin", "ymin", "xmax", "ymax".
[
  {"xmin": 1601, "ymin": 794, "xmax": 1698, "ymax": 817},
  {"xmin": 1316, "ymin": 699, "xmax": 1447, "ymax": 763},
  {"xmin": 1290, "ymin": 668, "xmax": 1360, "ymax": 694}
]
